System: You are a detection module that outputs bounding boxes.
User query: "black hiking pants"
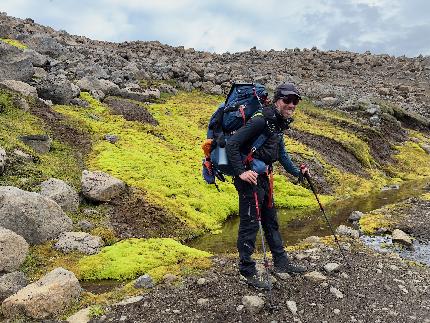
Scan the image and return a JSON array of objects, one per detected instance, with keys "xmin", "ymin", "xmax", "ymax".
[{"xmin": 234, "ymin": 174, "xmax": 289, "ymax": 277}]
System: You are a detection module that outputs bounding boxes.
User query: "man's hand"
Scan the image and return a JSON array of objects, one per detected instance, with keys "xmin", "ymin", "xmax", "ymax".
[
  {"xmin": 239, "ymin": 170, "xmax": 258, "ymax": 185},
  {"xmin": 300, "ymin": 164, "xmax": 310, "ymax": 178}
]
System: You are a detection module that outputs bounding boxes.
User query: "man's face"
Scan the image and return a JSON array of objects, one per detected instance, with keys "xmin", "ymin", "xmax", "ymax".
[{"xmin": 275, "ymin": 95, "xmax": 300, "ymax": 118}]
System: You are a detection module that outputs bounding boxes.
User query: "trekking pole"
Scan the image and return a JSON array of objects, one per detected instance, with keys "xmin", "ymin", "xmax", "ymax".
[
  {"xmin": 252, "ymin": 186, "xmax": 274, "ymax": 306},
  {"xmin": 300, "ymin": 166, "xmax": 351, "ymax": 268}
]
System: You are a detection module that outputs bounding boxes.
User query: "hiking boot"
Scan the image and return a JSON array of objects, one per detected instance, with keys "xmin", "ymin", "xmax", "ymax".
[
  {"xmin": 273, "ymin": 262, "xmax": 306, "ymax": 274},
  {"xmin": 243, "ymin": 274, "xmax": 271, "ymax": 290}
]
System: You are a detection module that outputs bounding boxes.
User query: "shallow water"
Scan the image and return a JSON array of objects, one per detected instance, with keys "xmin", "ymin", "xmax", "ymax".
[{"xmin": 188, "ymin": 179, "xmax": 430, "ymax": 257}]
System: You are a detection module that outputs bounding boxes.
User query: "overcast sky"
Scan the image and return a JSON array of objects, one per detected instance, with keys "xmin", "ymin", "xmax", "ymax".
[{"xmin": 2, "ymin": 0, "xmax": 429, "ymax": 57}]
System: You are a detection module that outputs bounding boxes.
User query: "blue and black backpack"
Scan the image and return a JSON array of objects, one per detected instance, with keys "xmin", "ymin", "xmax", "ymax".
[{"xmin": 202, "ymin": 83, "xmax": 269, "ymax": 187}]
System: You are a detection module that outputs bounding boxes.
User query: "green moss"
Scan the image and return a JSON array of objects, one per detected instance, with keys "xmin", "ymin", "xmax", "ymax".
[
  {"xmin": 293, "ymin": 102, "xmax": 374, "ymax": 168},
  {"xmin": 421, "ymin": 193, "xmax": 430, "ymax": 201},
  {"xmin": 359, "ymin": 213, "xmax": 392, "ymax": 235},
  {"xmin": 0, "ymin": 38, "xmax": 28, "ymax": 49},
  {"xmin": 0, "ymin": 90, "xmax": 82, "ymax": 189},
  {"xmin": 78, "ymin": 238, "xmax": 212, "ymax": 281},
  {"xmin": 385, "ymin": 140, "xmax": 430, "ymax": 180}
]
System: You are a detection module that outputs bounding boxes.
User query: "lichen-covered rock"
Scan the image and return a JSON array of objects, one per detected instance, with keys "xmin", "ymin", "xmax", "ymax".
[
  {"xmin": 54, "ymin": 232, "xmax": 104, "ymax": 254},
  {"xmin": 18, "ymin": 134, "xmax": 52, "ymax": 154},
  {"xmin": 0, "ymin": 42, "xmax": 34, "ymax": 82},
  {"xmin": 40, "ymin": 178, "xmax": 79, "ymax": 213},
  {"xmin": 0, "ymin": 80, "xmax": 38, "ymax": 97},
  {"xmin": 81, "ymin": 170, "xmax": 126, "ymax": 202},
  {"xmin": 0, "ymin": 272, "xmax": 28, "ymax": 302},
  {"xmin": 1, "ymin": 268, "xmax": 81, "ymax": 319},
  {"xmin": 0, "ymin": 186, "xmax": 73, "ymax": 245},
  {"xmin": 0, "ymin": 227, "xmax": 29, "ymax": 272}
]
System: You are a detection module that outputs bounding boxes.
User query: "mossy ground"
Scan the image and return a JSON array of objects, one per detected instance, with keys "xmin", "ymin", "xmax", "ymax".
[{"xmin": 0, "ymin": 38, "xmax": 27, "ymax": 49}]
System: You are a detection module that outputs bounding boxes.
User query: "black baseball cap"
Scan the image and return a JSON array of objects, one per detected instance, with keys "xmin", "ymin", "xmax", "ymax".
[{"xmin": 274, "ymin": 83, "xmax": 301, "ymax": 101}]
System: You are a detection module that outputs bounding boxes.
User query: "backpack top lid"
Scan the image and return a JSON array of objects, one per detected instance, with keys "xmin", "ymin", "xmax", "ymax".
[{"xmin": 224, "ymin": 83, "xmax": 268, "ymax": 111}]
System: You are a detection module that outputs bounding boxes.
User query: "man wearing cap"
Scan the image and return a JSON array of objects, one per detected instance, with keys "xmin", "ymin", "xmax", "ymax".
[{"xmin": 226, "ymin": 83, "xmax": 308, "ymax": 290}]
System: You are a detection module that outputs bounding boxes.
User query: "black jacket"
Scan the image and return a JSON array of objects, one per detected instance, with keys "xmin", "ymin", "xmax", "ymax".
[{"xmin": 225, "ymin": 105, "xmax": 300, "ymax": 177}]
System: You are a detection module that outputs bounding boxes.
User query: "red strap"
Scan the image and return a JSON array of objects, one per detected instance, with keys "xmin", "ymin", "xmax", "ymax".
[
  {"xmin": 239, "ymin": 105, "xmax": 246, "ymax": 126},
  {"xmin": 253, "ymin": 191, "xmax": 261, "ymax": 221},
  {"xmin": 267, "ymin": 170, "xmax": 274, "ymax": 208}
]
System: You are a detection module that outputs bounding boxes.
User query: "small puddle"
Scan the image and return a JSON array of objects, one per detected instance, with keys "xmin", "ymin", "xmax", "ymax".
[
  {"xmin": 360, "ymin": 235, "xmax": 430, "ymax": 265},
  {"xmin": 188, "ymin": 179, "xmax": 430, "ymax": 260},
  {"xmin": 80, "ymin": 280, "xmax": 126, "ymax": 294}
]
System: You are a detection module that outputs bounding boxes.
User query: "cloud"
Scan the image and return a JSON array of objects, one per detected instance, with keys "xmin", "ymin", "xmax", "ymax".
[{"xmin": 1, "ymin": 0, "xmax": 428, "ymax": 56}]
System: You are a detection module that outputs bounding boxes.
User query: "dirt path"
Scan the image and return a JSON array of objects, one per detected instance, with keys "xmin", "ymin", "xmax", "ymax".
[{"xmin": 91, "ymin": 239, "xmax": 430, "ymax": 323}]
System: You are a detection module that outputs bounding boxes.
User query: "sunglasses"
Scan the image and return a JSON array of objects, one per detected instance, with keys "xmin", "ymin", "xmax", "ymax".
[{"xmin": 282, "ymin": 95, "xmax": 300, "ymax": 106}]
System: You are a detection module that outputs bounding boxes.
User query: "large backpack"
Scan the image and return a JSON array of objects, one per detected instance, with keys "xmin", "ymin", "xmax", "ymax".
[{"xmin": 202, "ymin": 83, "xmax": 269, "ymax": 186}]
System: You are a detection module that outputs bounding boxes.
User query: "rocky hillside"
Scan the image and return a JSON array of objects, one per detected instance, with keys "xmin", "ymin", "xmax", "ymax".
[{"xmin": 0, "ymin": 12, "xmax": 429, "ymax": 322}]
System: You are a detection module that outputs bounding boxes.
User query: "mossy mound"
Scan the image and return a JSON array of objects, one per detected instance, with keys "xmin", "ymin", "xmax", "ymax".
[{"xmin": 78, "ymin": 238, "xmax": 212, "ymax": 281}]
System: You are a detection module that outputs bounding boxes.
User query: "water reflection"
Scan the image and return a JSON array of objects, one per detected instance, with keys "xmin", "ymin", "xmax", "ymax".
[{"xmin": 188, "ymin": 179, "xmax": 430, "ymax": 253}]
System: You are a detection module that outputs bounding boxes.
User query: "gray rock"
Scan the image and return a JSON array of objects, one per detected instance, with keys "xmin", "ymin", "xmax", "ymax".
[
  {"xmin": 134, "ymin": 274, "xmax": 154, "ymax": 289},
  {"xmin": 0, "ymin": 186, "xmax": 73, "ymax": 245},
  {"xmin": 302, "ymin": 236, "xmax": 321, "ymax": 244},
  {"xmin": 117, "ymin": 87, "xmax": 160, "ymax": 103},
  {"xmin": 421, "ymin": 143, "xmax": 430, "ymax": 154},
  {"xmin": 1, "ymin": 267, "xmax": 81, "ymax": 319},
  {"xmin": 0, "ymin": 227, "xmax": 29, "ymax": 272},
  {"xmin": 24, "ymin": 34, "xmax": 66, "ymax": 57},
  {"xmin": 22, "ymin": 49, "xmax": 49, "ymax": 67},
  {"xmin": 19, "ymin": 134, "xmax": 52, "ymax": 154},
  {"xmin": 40, "ymin": 178, "xmax": 80, "ymax": 213},
  {"xmin": 54, "ymin": 232, "xmax": 104, "ymax": 254},
  {"xmin": 392, "ymin": 229, "xmax": 413, "ymax": 247},
  {"xmin": 0, "ymin": 147, "xmax": 6, "ymax": 174},
  {"xmin": 348, "ymin": 211, "xmax": 363, "ymax": 222},
  {"xmin": 304, "ymin": 271, "xmax": 327, "ymax": 283},
  {"xmin": 12, "ymin": 149, "xmax": 34, "ymax": 162},
  {"xmin": 197, "ymin": 298, "xmax": 209, "ymax": 306},
  {"xmin": 81, "ymin": 170, "xmax": 126, "ymax": 202},
  {"xmin": 104, "ymin": 134, "xmax": 119, "ymax": 144},
  {"xmin": 366, "ymin": 104, "xmax": 381, "ymax": 115},
  {"xmin": 77, "ymin": 220, "xmax": 94, "ymax": 232},
  {"xmin": 242, "ymin": 295, "xmax": 264, "ymax": 314},
  {"xmin": 0, "ymin": 42, "xmax": 34, "ymax": 82},
  {"xmin": 70, "ymin": 97, "xmax": 90, "ymax": 108},
  {"xmin": 33, "ymin": 67, "xmax": 49, "ymax": 79},
  {"xmin": 336, "ymin": 225, "xmax": 360, "ymax": 239},
  {"xmin": 36, "ymin": 74, "xmax": 77, "ymax": 104},
  {"xmin": 369, "ymin": 115, "xmax": 380, "ymax": 125},
  {"xmin": 323, "ymin": 263, "xmax": 341, "ymax": 273},
  {"xmin": 115, "ymin": 296, "xmax": 144, "ymax": 306},
  {"xmin": 66, "ymin": 307, "xmax": 91, "ymax": 323},
  {"xmin": 76, "ymin": 77, "xmax": 120, "ymax": 96},
  {"xmin": 321, "ymin": 96, "xmax": 339, "ymax": 106},
  {"xmin": 0, "ymin": 80, "xmax": 38, "ymax": 97},
  {"xmin": 0, "ymin": 272, "xmax": 28, "ymax": 302},
  {"xmin": 197, "ymin": 278, "xmax": 207, "ymax": 285}
]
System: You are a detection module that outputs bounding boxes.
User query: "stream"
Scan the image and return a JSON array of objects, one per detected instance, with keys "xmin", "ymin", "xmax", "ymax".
[{"xmin": 188, "ymin": 179, "xmax": 430, "ymax": 263}]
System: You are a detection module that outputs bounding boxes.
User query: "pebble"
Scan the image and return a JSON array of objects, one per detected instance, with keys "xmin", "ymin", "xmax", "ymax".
[
  {"xmin": 236, "ymin": 305, "xmax": 244, "ymax": 312},
  {"xmin": 398, "ymin": 284, "xmax": 408, "ymax": 294},
  {"xmin": 304, "ymin": 271, "xmax": 327, "ymax": 282},
  {"xmin": 276, "ymin": 272, "xmax": 291, "ymax": 280},
  {"xmin": 330, "ymin": 286, "xmax": 344, "ymax": 299},
  {"xmin": 242, "ymin": 295, "xmax": 265, "ymax": 314},
  {"xmin": 323, "ymin": 262, "xmax": 340, "ymax": 273},
  {"xmin": 286, "ymin": 300, "xmax": 297, "ymax": 316},
  {"xmin": 197, "ymin": 298, "xmax": 209, "ymax": 306},
  {"xmin": 197, "ymin": 278, "xmax": 207, "ymax": 285},
  {"xmin": 172, "ymin": 310, "xmax": 180, "ymax": 314},
  {"xmin": 333, "ymin": 308, "xmax": 341, "ymax": 314}
]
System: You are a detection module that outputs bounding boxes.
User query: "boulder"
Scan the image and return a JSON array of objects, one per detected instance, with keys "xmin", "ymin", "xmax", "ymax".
[
  {"xmin": 134, "ymin": 274, "xmax": 154, "ymax": 289},
  {"xmin": 1, "ymin": 268, "xmax": 81, "ymax": 319},
  {"xmin": 117, "ymin": 87, "xmax": 160, "ymax": 103},
  {"xmin": 348, "ymin": 211, "xmax": 363, "ymax": 222},
  {"xmin": 81, "ymin": 170, "xmax": 126, "ymax": 202},
  {"xmin": 0, "ymin": 186, "xmax": 73, "ymax": 245},
  {"xmin": 24, "ymin": 34, "xmax": 66, "ymax": 57},
  {"xmin": 54, "ymin": 232, "xmax": 104, "ymax": 254},
  {"xmin": 323, "ymin": 263, "xmax": 341, "ymax": 273},
  {"xmin": 392, "ymin": 229, "xmax": 413, "ymax": 247},
  {"xmin": 36, "ymin": 74, "xmax": 77, "ymax": 104},
  {"xmin": 40, "ymin": 178, "xmax": 79, "ymax": 213},
  {"xmin": 0, "ymin": 272, "xmax": 28, "ymax": 302},
  {"xmin": 76, "ymin": 76, "xmax": 120, "ymax": 96},
  {"xmin": 19, "ymin": 134, "xmax": 52, "ymax": 154},
  {"xmin": 0, "ymin": 80, "xmax": 38, "ymax": 97},
  {"xmin": 0, "ymin": 227, "xmax": 29, "ymax": 272},
  {"xmin": 0, "ymin": 42, "xmax": 34, "ymax": 82},
  {"xmin": 0, "ymin": 147, "xmax": 6, "ymax": 174},
  {"xmin": 22, "ymin": 49, "xmax": 50, "ymax": 67}
]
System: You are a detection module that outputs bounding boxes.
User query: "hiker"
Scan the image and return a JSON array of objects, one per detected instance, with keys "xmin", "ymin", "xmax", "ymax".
[{"xmin": 226, "ymin": 83, "xmax": 308, "ymax": 289}]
